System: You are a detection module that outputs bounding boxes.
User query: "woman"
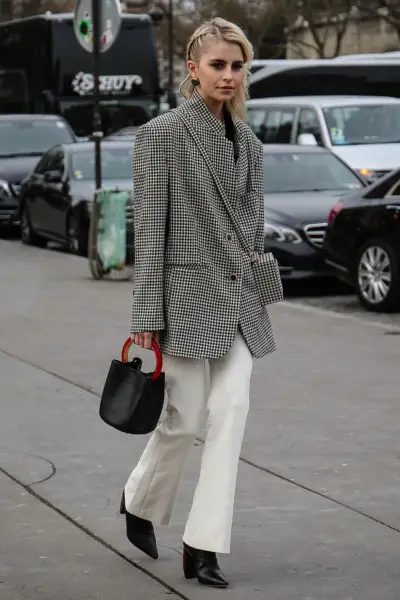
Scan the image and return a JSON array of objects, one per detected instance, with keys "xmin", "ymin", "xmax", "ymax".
[{"xmin": 121, "ymin": 17, "xmax": 282, "ymax": 588}]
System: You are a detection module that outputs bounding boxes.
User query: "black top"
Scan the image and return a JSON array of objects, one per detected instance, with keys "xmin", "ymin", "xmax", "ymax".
[{"xmin": 223, "ymin": 105, "xmax": 239, "ymax": 163}]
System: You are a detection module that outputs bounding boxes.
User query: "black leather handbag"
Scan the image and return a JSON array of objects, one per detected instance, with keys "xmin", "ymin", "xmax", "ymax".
[{"xmin": 99, "ymin": 337, "xmax": 165, "ymax": 434}]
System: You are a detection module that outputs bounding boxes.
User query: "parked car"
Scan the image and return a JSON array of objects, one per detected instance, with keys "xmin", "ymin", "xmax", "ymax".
[
  {"xmin": 247, "ymin": 96, "xmax": 400, "ymax": 181},
  {"xmin": 0, "ymin": 114, "xmax": 77, "ymax": 232},
  {"xmin": 262, "ymin": 144, "xmax": 366, "ymax": 278},
  {"xmin": 324, "ymin": 169, "xmax": 400, "ymax": 311},
  {"xmin": 18, "ymin": 140, "xmax": 133, "ymax": 256},
  {"xmin": 105, "ymin": 126, "xmax": 138, "ymax": 141}
]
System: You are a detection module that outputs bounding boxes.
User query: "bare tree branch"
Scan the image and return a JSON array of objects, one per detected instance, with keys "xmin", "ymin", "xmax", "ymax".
[
  {"xmin": 1, "ymin": 0, "xmax": 74, "ymax": 19},
  {"xmin": 355, "ymin": 0, "xmax": 400, "ymax": 38},
  {"xmin": 277, "ymin": 0, "xmax": 355, "ymax": 58}
]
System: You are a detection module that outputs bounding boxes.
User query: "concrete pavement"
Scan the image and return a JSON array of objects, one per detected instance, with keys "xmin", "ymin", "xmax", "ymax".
[{"xmin": 1, "ymin": 239, "xmax": 400, "ymax": 599}]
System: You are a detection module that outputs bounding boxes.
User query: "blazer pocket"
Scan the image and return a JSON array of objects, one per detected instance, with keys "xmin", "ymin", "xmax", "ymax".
[
  {"xmin": 251, "ymin": 252, "xmax": 284, "ymax": 306},
  {"xmin": 164, "ymin": 262, "xmax": 210, "ymax": 270}
]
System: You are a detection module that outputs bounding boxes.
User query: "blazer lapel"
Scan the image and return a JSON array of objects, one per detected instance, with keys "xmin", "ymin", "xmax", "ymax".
[
  {"xmin": 180, "ymin": 91, "xmax": 238, "ymax": 209},
  {"xmin": 233, "ymin": 120, "xmax": 249, "ymax": 197}
]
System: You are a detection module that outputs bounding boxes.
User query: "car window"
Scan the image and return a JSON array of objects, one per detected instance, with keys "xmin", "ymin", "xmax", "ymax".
[
  {"xmin": 296, "ymin": 108, "xmax": 323, "ymax": 145},
  {"xmin": 248, "ymin": 107, "xmax": 295, "ymax": 143},
  {"xmin": 386, "ymin": 179, "xmax": 400, "ymax": 197},
  {"xmin": 0, "ymin": 119, "xmax": 75, "ymax": 156},
  {"xmin": 247, "ymin": 109, "xmax": 267, "ymax": 139},
  {"xmin": 263, "ymin": 151, "xmax": 363, "ymax": 193},
  {"xmin": 71, "ymin": 147, "xmax": 133, "ymax": 180},
  {"xmin": 323, "ymin": 104, "xmax": 400, "ymax": 146}
]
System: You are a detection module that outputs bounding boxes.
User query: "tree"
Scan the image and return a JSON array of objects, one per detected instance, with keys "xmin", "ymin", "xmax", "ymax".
[
  {"xmin": 356, "ymin": 0, "xmax": 400, "ymax": 41},
  {"xmin": 281, "ymin": 0, "xmax": 356, "ymax": 58},
  {"xmin": 149, "ymin": 0, "xmax": 286, "ymax": 60},
  {"xmin": 1, "ymin": 0, "xmax": 74, "ymax": 20}
]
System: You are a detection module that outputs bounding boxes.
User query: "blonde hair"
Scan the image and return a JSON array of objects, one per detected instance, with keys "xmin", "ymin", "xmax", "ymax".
[{"xmin": 179, "ymin": 18, "xmax": 254, "ymax": 121}]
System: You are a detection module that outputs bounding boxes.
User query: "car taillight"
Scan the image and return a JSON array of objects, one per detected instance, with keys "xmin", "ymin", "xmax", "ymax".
[{"xmin": 328, "ymin": 200, "xmax": 344, "ymax": 224}]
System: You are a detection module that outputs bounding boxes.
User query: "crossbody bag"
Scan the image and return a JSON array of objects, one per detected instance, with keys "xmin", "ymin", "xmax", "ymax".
[{"xmin": 175, "ymin": 111, "xmax": 283, "ymax": 306}]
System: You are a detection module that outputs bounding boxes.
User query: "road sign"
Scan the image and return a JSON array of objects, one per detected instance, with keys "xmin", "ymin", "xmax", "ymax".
[{"xmin": 74, "ymin": 0, "xmax": 122, "ymax": 53}]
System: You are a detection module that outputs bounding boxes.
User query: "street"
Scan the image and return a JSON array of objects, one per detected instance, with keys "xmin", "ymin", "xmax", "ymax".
[{"xmin": 1, "ymin": 238, "xmax": 400, "ymax": 600}]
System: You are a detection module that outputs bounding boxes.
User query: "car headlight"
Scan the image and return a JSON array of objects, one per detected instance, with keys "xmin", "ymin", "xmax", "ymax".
[
  {"xmin": 264, "ymin": 221, "xmax": 302, "ymax": 244},
  {"xmin": 357, "ymin": 168, "xmax": 376, "ymax": 179},
  {"xmin": 0, "ymin": 179, "xmax": 12, "ymax": 197}
]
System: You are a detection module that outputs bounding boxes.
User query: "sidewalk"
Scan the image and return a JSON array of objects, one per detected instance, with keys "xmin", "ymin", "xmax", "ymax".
[
  {"xmin": 0, "ymin": 471, "xmax": 180, "ymax": 600},
  {"xmin": 1, "ymin": 241, "xmax": 400, "ymax": 599}
]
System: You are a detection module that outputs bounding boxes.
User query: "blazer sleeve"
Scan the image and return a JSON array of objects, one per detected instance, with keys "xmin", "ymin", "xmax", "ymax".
[
  {"xmin": 254, "ymin": 142, "xmax": 265, "ymax": 254},
  {"xmin": 131, "ymin": 124, "xmax": 168, "ymax": 332}
]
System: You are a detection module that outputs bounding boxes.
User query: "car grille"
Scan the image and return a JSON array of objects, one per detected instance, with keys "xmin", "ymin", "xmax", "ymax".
[
  {"xmin": 303, "ymin": 222, "xmax": 328, "ymax": 249},
  {"xmin": 10, "ymin": 183, "xmax": 21, "ymax": 196},
  {"xmin": 125, "ymin": 201, "xmax": 134, "ymax": 224}
]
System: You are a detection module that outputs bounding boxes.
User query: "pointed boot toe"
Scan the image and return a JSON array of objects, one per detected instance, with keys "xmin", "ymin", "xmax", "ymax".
[
  {"xmin": 120, "ymin": 491, "xmax": 158, "ymax": 560},
  {"xmin": 126, "ymin": 517, "xmax": 159, "ymax": 560}
]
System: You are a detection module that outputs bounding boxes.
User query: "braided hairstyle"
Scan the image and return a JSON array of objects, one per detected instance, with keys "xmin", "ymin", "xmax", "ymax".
[{"xmin": 179, "ymin": 18, "xmax": 254, "ymax": 121}]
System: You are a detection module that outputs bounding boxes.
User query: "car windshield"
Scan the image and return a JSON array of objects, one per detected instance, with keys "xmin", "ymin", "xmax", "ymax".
[
  {"xmin": 71, "ymin": 147, "xmax": 132, "ymax": 180},
  {"xmin": 263, "ymin": 151, "xmax": 363, "ymax": 193},
  {"xmin": 323, "ymin": 104, "xmax": 400, "ymax": 146},
  {"xmin": 0, "ymin": 120, "xmax": 74, "ymax": 156}
]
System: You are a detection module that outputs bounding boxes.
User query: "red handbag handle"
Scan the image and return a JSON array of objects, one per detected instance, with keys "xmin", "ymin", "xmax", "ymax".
[{"xmin": 121, "ymin": 337, "xmax": 163, "ymax": 381}]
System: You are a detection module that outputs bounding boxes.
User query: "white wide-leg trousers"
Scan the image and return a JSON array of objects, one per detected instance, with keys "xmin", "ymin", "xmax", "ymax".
[{"xmin": 124, "ymin": 330, "xmax": 253, "ymax": 554}]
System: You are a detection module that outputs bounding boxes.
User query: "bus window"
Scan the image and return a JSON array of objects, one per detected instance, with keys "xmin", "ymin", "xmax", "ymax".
[
  {"xmin": 0, "ymin": 70, "xmax": 29, "ymax": 112},
  {"xmin": 250, "ymin": 64, "xmax": 400, "ymax": 100}
]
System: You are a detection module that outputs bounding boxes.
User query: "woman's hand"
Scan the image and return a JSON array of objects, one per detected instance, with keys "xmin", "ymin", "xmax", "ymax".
[{"xmin": 131, "ymin": 331, "xmax": 160, "ymax": 349}]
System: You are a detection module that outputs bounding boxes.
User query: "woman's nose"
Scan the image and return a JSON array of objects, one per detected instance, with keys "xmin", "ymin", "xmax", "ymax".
[{"xmin": 222, "ymin": 69, "xmax": 233, "ymax": 81}]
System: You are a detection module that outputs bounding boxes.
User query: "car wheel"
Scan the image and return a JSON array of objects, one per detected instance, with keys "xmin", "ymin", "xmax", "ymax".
[
  {"xmin": 67, "ymin": 213, "xmax": 88, "ymax": 256},
  {"xmin": 355, "ymin": 238, "xmax": 400, "ymax": 312},
  {"xmin": 20, "ymin": 204, "xmax": 47, "ymax": 248}
]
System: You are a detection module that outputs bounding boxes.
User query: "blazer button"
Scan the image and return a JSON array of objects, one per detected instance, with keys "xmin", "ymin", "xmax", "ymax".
[
  {"xmin": 230, "ymin": 274, "xmax": 237, "ymax": 281},
  {"xmin": 226, "ymin": 234, "xmax": 232, "ymax": 241}
]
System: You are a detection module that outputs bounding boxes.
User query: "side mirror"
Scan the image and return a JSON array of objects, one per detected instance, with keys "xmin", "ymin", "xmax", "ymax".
[
  {"xmin": 45, "ymin": 170, "xmax": 62, "ymax": 183},
  {"xmin": 297, "ymin": 133, "xmax": 318, "ymax": 146},
  {"xmin": 149, "ymin": 7, "xmax": 164, "ymax": 23}
]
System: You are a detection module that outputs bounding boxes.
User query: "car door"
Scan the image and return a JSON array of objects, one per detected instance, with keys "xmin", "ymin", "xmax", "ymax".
[
  {"xmin": 40, "ymin": 148, "xmax": 67, "ymax": 239},
  {"xmin": 382, "ymin": 179, "xmax": 400, "ymax": 249},
  {"xmin": 25, "ymin": 152, "xmax": 51, "ymax": 232}
]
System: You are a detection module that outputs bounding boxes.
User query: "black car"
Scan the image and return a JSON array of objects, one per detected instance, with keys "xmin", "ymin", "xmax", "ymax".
[
  {"xmin": 0, "ymin": 114, "xmax": 77, "ymax": 232},
  {"xmin": 324, "ymin": 169, "xmax": 400, "ymax": 311},
  {"xmin": 18, "ymin": 140, "xmax": 133, "ymax": 256},
  {"xmin": 262, "ymin": 145, "xmax": 366, "ymax": 278}
]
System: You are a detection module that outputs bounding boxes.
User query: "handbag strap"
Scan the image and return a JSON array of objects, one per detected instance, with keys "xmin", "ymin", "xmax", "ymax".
[{"xmin": 175, "ymin": 111, "xmax": 256, "ymax": 262}]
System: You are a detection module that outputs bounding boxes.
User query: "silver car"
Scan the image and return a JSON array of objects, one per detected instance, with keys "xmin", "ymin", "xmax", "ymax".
[{"xmin": 247, "ymin": 95, "xmax": 400, "ymax": 181}]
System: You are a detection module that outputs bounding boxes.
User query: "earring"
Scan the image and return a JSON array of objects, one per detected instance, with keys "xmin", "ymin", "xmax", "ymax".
[{"xmin": 191, "ymin": 78, "xmax": 199, "ymax": 87}]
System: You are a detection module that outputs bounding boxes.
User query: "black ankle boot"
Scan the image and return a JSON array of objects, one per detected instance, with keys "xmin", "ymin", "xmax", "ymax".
[
  {"xmin": 120, "ymin": 491, "xmax": 158, "ymax": 560},
  {"xmin": 182, "ymin": 542, "xmax": 228, "ymax": 588}
]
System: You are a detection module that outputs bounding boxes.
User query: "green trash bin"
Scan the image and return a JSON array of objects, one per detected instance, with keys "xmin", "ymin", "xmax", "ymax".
[
  {"xmin": 88, "ymin": 189, "xmax": 132, "ymax": 279},
  {"xmin": 97, "ymin": 189, "xmax": 128, "ymax": 271}
]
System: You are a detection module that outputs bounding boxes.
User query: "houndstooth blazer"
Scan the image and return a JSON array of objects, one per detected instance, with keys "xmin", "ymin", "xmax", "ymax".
[{"xmin": 131, "ymin": 89, "xmax": 276, "ymax": 360}]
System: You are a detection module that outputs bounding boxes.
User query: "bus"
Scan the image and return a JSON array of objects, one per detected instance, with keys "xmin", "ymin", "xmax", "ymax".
[
  {"xmin": 0, "ymin": 12, "xmax": 161, "ymax": 136},
  {"xmin": 249, "ymin": 57, "xmax": 400, "ymax": 100}
]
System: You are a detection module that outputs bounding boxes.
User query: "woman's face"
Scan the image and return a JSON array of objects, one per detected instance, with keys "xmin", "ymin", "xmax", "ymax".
[{"xmin": 188, "ymin": 40, "xmax": 245, "ymax": 105}]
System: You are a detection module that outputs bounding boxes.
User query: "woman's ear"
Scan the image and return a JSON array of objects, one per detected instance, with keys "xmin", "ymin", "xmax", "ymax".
[{"xmin": 187, "ymin": 60, "xmax": 197, "ymax": 80}]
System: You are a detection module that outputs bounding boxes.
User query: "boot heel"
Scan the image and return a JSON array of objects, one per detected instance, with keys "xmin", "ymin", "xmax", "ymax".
[
  {"xmin": 120, "ymin": 491, "xmax": 126, "ymax": 515},
  {"xmin": 183, "ymin": 545, "xmax": 196, "ymax": 579}
]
